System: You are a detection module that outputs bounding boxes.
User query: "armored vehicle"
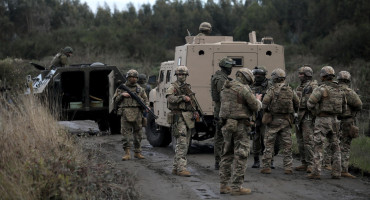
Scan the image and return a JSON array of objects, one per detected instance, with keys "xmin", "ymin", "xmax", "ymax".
[
  {"xmin": 26, "ymin": 63, "xmax": 125, "ymax": 133},
  {"xmin": 146, "ymin": 31, "xmax": 285, "ymax": 147}
]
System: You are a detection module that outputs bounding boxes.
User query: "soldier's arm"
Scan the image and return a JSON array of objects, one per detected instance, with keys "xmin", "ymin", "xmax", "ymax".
[
  {"xmin": 262, "ymin": 89, "xmax": 273, "ymax": 111},
  {"xmin": 113, "ymin": 88, "xmax": 124, "ymax": 103},
  {"xmin": 347, "ymin": 90, "xmax": 362, "ymax": 111},
  {"xmin": 166, "ymin": 85, "xmax": 184, "ymax": 103},
  {"xmin": 242, "ymin": 86, "xmax": 261, "ymax": 112},
  {"xmin": 307, "ymin": 87, "xmax": 322, "ymax": 110}
]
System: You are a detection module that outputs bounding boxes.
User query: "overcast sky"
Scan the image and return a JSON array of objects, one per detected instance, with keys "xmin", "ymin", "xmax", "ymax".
[{"xmin": 82, "ymin": 0, "xmax": 158, "ymax": 12}]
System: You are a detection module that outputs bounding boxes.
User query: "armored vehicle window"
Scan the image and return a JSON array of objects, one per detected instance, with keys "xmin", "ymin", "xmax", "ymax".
[
  {"xmin": 178, "ymin": 57, "xmax": 182, "ymax": 66},
  {"xmin": 159, "ymin": 70, "xmax": 164, "ymax": 83},
  {"xmin": 230, "ymin": 57, "xmax": 243, "ymax": 67},
  {"xmin": 166, "ymin": 70, "xmax": 171, "ymax": 83}
]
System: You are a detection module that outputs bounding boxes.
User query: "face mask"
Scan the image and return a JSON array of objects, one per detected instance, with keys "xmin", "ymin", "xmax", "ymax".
[
  {"xmin": 177, "ymin": 74, "xmax": 187, "ymax": 83},
  {"xmin": 254, "ymin": 75, "xmax": 265, "ymax": 84},
  {"xmin": 222, "ymin": 67, "xmax": 232, "ymax": 75}
]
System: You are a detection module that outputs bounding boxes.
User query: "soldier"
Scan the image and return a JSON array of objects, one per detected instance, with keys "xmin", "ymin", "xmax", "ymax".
[
  {"xmin": 138, "ymin": 74, "xmax": 152, "ymax": 97},
  {"xmin": 50, "ymin": 46, "xmax": 73, "ymax": 69},
  {"xmin": 219, "ymin": 68, "xmax": 262, "ymax": 195},
  {"xmin": 250, "ymin": 66, "xmax": 273, "ymax": 169},
  {"xmin": 113, "ymin": 69, "xmax": 148, "ymax": 161},
  {"xmin": 294, "ymin": 65, "xmax": 318, "ymax": 173},
  {"xmin": 307, "ymin": 66, "xmax": 346, "ymax": 179},
  {"xmin": 196, "ymin": 22, "xmax": 212, "ymax": 36},
  {"xmin": 337, "ymin": 71, "xmax": 362, "ymax": 178},
  {"xmin": 211, "ymin": 57, "xmax": 234, "ymax": 170},
  {"xmin": 166, "ymin": 66, "xmax": 199, "ymax": 177},
  {"xmin": 260, "ymin": 68, "xmax": 299, "ymax": 175}
]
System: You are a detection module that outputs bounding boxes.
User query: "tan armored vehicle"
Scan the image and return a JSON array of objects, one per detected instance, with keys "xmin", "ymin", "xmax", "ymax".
[{"xmin": 146, "ymin": 31, "xmax": 285, "ymax": 147}]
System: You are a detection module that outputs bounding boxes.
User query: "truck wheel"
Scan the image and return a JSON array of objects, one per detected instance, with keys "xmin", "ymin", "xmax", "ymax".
[
  {"xmin": 146, "ymin": 109, "xmax": 171, "ymax": 147},
  {"xmin": 97, "ymin": 119, "xmax": 109, "ymax": 132},
  {"xmin": 108, "ymin": 114, "xmax": 121, "ymax": 134}
]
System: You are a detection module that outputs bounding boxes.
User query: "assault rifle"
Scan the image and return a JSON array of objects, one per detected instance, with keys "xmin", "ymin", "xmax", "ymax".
[
  {"xmin": 118, "ymin": 84, "xmax": 158, "ymax": 119},
  {"xmin": 180, "ymin": 84, "xmax": 208, "ymax": 127}
]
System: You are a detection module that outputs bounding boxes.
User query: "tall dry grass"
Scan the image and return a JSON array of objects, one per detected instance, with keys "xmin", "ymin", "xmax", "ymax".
[{"xmin": 0, "ymin": 93, "xmax": 138, "ymax": 199}]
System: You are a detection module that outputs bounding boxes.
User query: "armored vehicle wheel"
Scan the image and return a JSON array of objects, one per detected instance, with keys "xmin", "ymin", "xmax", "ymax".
[{"xmin": 146, "ymin": 108, "xmax": 171, "ymax": 147}]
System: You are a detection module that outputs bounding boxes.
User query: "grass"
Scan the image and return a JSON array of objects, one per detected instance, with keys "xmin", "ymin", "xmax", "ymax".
[
  {"xmin": 0, "ymin": 93, "xmax": 138, "ymax": 199},
  {"xmin": 350, "ymin": 136, "xmax": 370, "ymax": 173}
]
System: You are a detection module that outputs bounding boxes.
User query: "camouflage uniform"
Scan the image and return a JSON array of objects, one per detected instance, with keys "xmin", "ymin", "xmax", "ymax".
[
  {"xmin": 114, "ymin": 82, "xmax": 148, "ymax": 154},
  {"xmin": 337, "ymin": 72, "xmax": 362, "ymax": 175},
  {"xmin": 138, "ymin": 74, "xmax": 152, "ymax": 97},
  {"xmin": 211, "ymin": 58, "xmax": 234, "ymax": 169},
  {"xmin": 307, "ymin": 66, "xmax": 346, "ymax": 178},
  {"xmin": 261, "ymin": 76, "xmax": 299, "ymax": 172},
  {"xmin": 196, "ymin": 22, "xmax": 212, "ymax": 36},
  {"xmin": 295, "ymin": 79, "xmax": 318, "ymax": 170},
  {"xmin": 50, "ymin": 46, "xmax": 73, "ymax": 68},
  {"xmin": 166, "ymin": 76, "xmax": 197, "ymax": 174},
  {"xmin": 219, "ymin": 68, "xmax": 261, "ymax": 192}
]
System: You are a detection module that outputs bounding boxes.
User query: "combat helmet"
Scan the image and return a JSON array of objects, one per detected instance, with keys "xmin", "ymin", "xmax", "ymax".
[
  {"xmin": 337, "ymin": 71, "xmax": 351, "ymax": 81},
  {"xmin": 252, "ymin": 66, "xmax": 267, "ymax": 75},
  {"xmin": 298, "ymin": 65, "xmax": 313, "ymax": 77},
  {"xmin": 320, "ymin": 66, "xmax": 335, "ymax": 77},
  {"xmin": 63, "ymin": 46, "xmax": 73, "ymax": 54},
  {"xmin": 271, "ymin": 68, "xmax": 286, "ymax": 80},
  {"xmin": 175, "ymin": 65, "xmax": 189, "ymax": 75},
  {"xmin": 126, "ymin": 69, "xmax": 139, "ymax": 78},
  {"xmin": 138, "ymin": 74, "xmax": 147, "ymax": 83},
  {"xmin": 219, "ymin": 58, "xmax": 235, "ymax": 68},
  {"xmin": 199, "ymin": 22, "xmax": 212, "ymax": 32},
  {"xmin": 237, "ymin": 68, "xmax": 254, "ymax": 83}
]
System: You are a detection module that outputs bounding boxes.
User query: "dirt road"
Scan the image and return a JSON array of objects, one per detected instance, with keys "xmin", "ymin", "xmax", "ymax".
[{"xmin": 61, "ymin": 121, "xmax": 370, "ymax": 200}]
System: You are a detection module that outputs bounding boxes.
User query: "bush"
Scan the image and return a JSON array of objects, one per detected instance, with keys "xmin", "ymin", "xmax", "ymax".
[{"xmin": 350, "ymin": 136, "xmax": 370, "ymax": 174}]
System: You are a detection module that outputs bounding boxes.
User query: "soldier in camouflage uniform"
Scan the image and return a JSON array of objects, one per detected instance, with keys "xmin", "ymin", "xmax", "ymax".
[
  {"xmin": 294, "ymin": 65, "xmax": 318, "ymax": 173},
  {"xmin": 250, "ymin": 66, "xmax": 274, "ymax": 169},
  {"xmin": 307, "ymin": 66, "xmax": 346, "ymax": 179},
  {"xmin": 211, "ymin": 57, "xmax": 234, "ymax": 170},
  {"xmin": 196, "ymin": 22, "xmax": 212, "ymax": 36},
  {"xmin": 260, "ymin": 68, "xmax": 299, "ymax": 175},
  {"xmin": 50, "ymin": 46, "xmax": 73, "ymax": 69},
  {"xmin": 337, "ymin": 71, "xmax": 362, "ymax": 178},
  {"xmin": 113, "ymin": 69, "xmax": 148, "ymax": 161},
  {"xmin": 219, "ymin": 68, "xmax": 262, "ymax": 195},
  {"xmin": 166, "ymin": 66, "xmax": 199, "ymax": 177},
  {"xmin": 138, "ymin": 74, "xmax": 152, "ymax": 97}
]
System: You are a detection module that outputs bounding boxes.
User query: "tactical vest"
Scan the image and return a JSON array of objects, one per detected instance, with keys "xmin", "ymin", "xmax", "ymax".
[
  {"xmin": 121, "ymin": 84, "xmax": 142, "ymax": 108},
  {"xmin": 318, "ymin": 83, "xmax": 344, "ymax": 115},
  {"xmin": 269, "ymin": 83, "xmax": 294, "ymax": 114},
  {"xmin": 167, "ymin": 82, "xmax": 194, "ymax": 111},
  {"xmin": 219, "ymin": 80, "xmax": 253, "ymax": 119},
  {"xmin": 296, "ymin": 80, "xmax": 317, "ymax": 109},
  {"xmin": 211, "ymin": 70, "xmax": 228, "ymax": 102}
]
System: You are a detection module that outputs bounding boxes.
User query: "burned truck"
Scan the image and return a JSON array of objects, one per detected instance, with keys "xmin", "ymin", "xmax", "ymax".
[
  {"xmin": 146, "ymin": 31, "xmax": 285, "ymax": 147},
  {"xmin": 26, "ymin": 63, "xmax": 125, "ymax": 134}
]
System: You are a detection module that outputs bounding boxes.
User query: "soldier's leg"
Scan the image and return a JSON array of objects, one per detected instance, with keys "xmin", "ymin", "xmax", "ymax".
[
  {"xmin": 219, "ymin": 121, "xmax": 235, "ymax": 185},
  {"xmin": 173, "ymin": 118, "xmax": 188, "ymax": 171},
  {"xmin": 121, "ymin": 118, "xmax": 133, "ymax": 150},
  {"xmin": 329, "ymin": 118, "xmax": 341, "ymax": 177},
  {"xmin": 133, "ymin": 119, "xmax": 143, "ymax": 153},
  {"xmin": 252, "ymin": 124, "xmax": 262, "ymax": 168},
  {"xmin": 311, "ymin": 117, "xmax": 328, "ymax": 176},
  {"xmin": 214, "ymin": 122, "xmax": 223, "ymax": 169},
  {"xmin": 230, "ymin": 123, "xmax": 250, "ymax": 189},
  {"xmin": 302, "ymin": 119, "xmax": 315, "ymax": 168},
  {"xmin": 323, "ymin": 138, "xmax": 332, "ymax": 169},
  {"xmin": 261, "ymin": 124, "xmax": 278, "ymax": 169},
  {"xmin": 296, "ymin": 121, "xmax": 306, "ymax": 165},
  {"xmin": 340, "ymin": 121, "xmax": 352, "ymax": 173},
  {"xmin": 280, "ymin": 122, "xmax": 293, "ymax": 171}
]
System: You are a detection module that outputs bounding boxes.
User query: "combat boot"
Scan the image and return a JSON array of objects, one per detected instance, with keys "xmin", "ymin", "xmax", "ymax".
[
  {"xmin": 307, "ymin": 173, "xmax": 321, "ymax": 180},
  {"xmin": 294, "ymin": 165, "xmax": 307, "ymax": 171},
  {"xmin": 134, "ymin": 152, "xmax": 145, "ymax": 159},
  {"xmin": 251, "ymin": 156, "xmax": 260, "ymax": 168},
  {"xmin": 122, "ymin": 148, "xmax": 131, "ymax": 161},
  {"xmin": 284, "ymin": 169, "xmax": 293, "ymax": 175},
  {"xmin": 230, "ymin": 187, "xmax": 252, "ymax": 196},
  {"xmin": 341, "ymin": 172, "xmax": 356, "ymax": 179},
  {"xmin": 220, "ymin": 184, "xmax": 231, "ymax": 194},
  {"xmin": 323, "ymin": 165, "xmax": 332, "ymax": 171},
  {"xmin": 271, "ymin": 160, "xmax": 275, "ymax": 169},
  {"xmin": 260, "ymin": 168, "xmax": 271, "ymax": 174},
  {"xmin": 177, "ymin": 170, "xmax": 191, "ymax": 177}
]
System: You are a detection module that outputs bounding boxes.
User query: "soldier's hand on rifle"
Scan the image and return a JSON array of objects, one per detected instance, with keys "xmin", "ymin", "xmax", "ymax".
[
  {"xmin": 256, "ymin": 94, "xmax": 263, "ymax": 101},
  {"xmin": 122, "ymin": 92, "xmax": 131, "ymax": 98},
  {"xmin": 183, "ymin": 95, "xmax": 191, "ymax": 102}
]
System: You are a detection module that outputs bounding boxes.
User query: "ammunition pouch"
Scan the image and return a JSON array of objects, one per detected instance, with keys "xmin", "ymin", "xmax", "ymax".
[{"xmin": 262, "ymin": 112, "xmax": 272, "ymax": 125}]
